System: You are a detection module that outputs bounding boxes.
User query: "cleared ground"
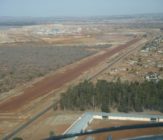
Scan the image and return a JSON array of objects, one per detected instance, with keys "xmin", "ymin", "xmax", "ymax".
[{"xmin": 14, "ymin": 110, "xmax": 81, "ymax": 140}]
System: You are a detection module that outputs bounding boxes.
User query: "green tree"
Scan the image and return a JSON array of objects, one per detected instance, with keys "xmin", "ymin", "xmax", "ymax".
[
  {"xmin": 12, "ymin": 137, "xmax": 23, "ymax": 140},
  {"xmin": 101, "ymin": 102, "xmax": 110, "ymax": 113},
  {"xmin": 49, "ymin": 131, "xmax": 55, "ymax": 137}
]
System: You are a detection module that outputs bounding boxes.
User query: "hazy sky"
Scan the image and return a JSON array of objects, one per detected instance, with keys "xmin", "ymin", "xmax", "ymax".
[{"xmin": 0, "ymin": 0, "xmax": 163, "ymax": 17}]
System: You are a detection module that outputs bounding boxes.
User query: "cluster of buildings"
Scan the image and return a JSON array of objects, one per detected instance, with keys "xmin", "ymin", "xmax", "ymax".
[
  {"xmin": 145, "ymin": 72, "xmax": 160, "ymax": 83},
  {"xmin": 138, "ymin": 36, "xmax": 163, "ymax": 82},
  {"xmin": 30, "ymin": 24, "xmax": 82, "ymax": 36},
  {"xmin": 141, "ymin": 36, "xmax": 163, "ymax": 53}
]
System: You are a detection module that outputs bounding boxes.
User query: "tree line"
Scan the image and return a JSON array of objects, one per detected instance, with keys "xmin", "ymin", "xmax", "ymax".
[{"xmin": 60, "ymin": 79, "xmax": 163, "ymax": 113}]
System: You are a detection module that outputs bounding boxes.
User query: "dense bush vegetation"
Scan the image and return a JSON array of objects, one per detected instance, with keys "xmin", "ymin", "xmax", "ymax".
[{"xmin": 60, "ymin": 79, "xmax": 163, "ymax": 113}]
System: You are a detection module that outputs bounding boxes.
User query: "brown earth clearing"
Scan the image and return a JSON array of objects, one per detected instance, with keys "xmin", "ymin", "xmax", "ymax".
[{"xmin": 15, "ymin": 110, "xmax": 81, "ymax": 140}]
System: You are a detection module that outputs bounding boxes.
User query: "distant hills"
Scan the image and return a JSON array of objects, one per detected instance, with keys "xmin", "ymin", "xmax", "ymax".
[{"xmin": 0, "ymin": 13, "xmax": 163, "ymax": 26}]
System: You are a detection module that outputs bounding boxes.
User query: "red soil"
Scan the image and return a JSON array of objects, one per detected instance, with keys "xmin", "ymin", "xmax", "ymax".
[{"xmin": 0, "ymin": 38, "xmax": 140, "ymax": 112}]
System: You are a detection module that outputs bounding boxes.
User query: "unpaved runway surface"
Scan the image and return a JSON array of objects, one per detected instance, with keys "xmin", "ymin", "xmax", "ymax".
[{"xmin": 0, "ymin": 38, "xmax": 140, "ymax": 112}]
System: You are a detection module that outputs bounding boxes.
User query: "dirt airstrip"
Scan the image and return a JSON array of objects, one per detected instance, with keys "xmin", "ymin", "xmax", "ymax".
[{"xmin": 0, "ymin": 38, "xmax": 140, "ymax": 112}]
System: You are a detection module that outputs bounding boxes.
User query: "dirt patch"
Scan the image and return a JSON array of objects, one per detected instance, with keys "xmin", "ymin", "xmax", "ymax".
[{"xmin": 16, "ymin": 110, "xmax": 81, "ymax": 140}]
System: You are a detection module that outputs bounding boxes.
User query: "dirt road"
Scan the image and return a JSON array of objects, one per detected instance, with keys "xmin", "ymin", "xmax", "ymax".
[{"xmin": 0, "ymin": 38, "xmax": 140, "ymax": 112}]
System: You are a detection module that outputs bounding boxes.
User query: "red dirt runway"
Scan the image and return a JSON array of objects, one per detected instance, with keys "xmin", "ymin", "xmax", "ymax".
[{"xmin": 0, "ymin": 38, "xmax": 140, "ymax": 112}]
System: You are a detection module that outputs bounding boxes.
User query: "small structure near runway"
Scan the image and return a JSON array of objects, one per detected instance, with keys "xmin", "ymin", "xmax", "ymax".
[{"xmin": 94, "ymin": 112, "xmax": 163, "ymax": 122}]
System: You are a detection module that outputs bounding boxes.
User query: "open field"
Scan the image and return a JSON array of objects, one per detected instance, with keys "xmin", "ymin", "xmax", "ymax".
[
  {"xmin": 14, "ymin": 110, "xmax": 81, "ymax": 140},
  {"xmin": 0, "ymin": 23, "xmax": 135, "ymax": 45},
  {"xmin": 79, "ymin": 119, "xmax": 163, "ymax": 140}
]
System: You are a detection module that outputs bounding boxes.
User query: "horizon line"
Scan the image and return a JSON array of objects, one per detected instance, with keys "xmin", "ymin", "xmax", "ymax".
[{"xmin": 1, "ymin": 12, "xmax": 163, "ymax": 19}]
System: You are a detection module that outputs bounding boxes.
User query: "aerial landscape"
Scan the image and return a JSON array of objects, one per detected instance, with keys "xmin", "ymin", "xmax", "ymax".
[{"xmin": 0, "ymin": 0, "xmax": 163, "ymax": 140}]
